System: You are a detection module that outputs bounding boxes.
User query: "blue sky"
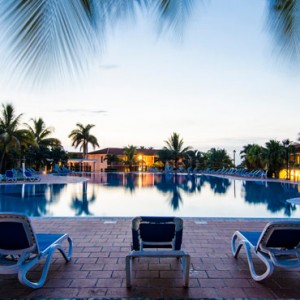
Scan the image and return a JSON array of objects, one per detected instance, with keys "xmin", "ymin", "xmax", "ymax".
[{"xmin": 1, "ymin": 0, "xmax": 299, "ymax": 163}]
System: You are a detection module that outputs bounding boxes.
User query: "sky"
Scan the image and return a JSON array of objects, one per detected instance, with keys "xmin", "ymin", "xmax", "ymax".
[{"xmin": 0, "ymin": 0, "xmax": 300, "ymax": 164}]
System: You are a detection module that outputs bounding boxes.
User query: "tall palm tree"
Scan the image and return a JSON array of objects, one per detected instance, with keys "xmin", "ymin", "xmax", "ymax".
[
  {"xmin": 25, "ymin": 118, "xmax": 61, "ymax": 148},
  {"xmin": 69, "ymin": 123, "xmax": 99, "ymax": 159},
  {"xmin": 282, "ymin": 139, "xmax": 295, "ymax": 179},
  {"xmin": 123, "ymin": 145, "xmax": 137, "ymax": 172},
  {"xmin": 0, "ymin": 0, "xmax": 195, "ymax": 84},
  {"xmin": 240, "ymin": 144, "xmax": 265, "ymax": 170},
  {"xmin": 206, "ymin": 148, "xmax": 233, "ymax": 170},
  {"xmin": 0, "ymin": 103, "xmax": 31, "ymax": 172},
  {"xmin": 268, "ymin": 0, "xmax": 300, "ymax": 61},
  {"xmin": 163, "ymin": 132, "xmax": 191, "ymax": 169},
  {"xmin": 263, "ymin": 139, "xmax": 285, "ymax": 178}
]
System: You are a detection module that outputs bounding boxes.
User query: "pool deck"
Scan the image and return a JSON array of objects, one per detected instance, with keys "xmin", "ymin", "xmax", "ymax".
[
  {"xmin": 1, "ymin": 174, "xmax": 300, "ymax": 299},
  {"xmin": 1, "ymin": 217, "xmax": 300, "ymax": 299}
]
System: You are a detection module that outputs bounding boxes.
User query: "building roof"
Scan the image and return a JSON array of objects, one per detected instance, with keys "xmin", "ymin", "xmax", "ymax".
[{"xmin": 88, "ymin": 147, "xmax": 159, "ymax": 156}]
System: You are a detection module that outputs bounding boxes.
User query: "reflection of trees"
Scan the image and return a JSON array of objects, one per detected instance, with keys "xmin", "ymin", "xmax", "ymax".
[
  {"xmin": 201, "ymin": 175, "xmax": 231, "ymax": 194},
  {"xmin": 124, "ymin": 173, "xmax": 138, "ymax": 193},
  {"xmin": 242, "ymin": 181, "xmax": 298, "ymax": 216},
  {"xmin": 70, "ymin": 181, "xmax": 96, "ymax": 216},
  {"xmin": 155, "ymin": 174, "xmax": 206, "ymax": 211},
  {"xmin": 0, "ymin": 184, "xmax": 65, "ymax": 216}
]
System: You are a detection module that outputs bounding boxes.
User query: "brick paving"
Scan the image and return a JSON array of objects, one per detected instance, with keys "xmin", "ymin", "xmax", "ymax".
[{"xmin": 1, "ymin": 217, "xmax": 300, "ymax": 299}]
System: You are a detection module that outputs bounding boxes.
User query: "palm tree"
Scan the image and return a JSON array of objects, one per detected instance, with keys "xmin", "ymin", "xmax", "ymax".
[
  {"xmin": 206, "ymin": 148, "xmax": 233, "ymax": 170},
  {"xmin": 263, "ymin": 139, "xmax": 285, "ymax": 178},
  {"xmin": 240, "ymin": 144, "xmax": 265, "ymax": 170},
  {"xmin": 0, "ymin": 0, "xmax": 195, "ymax": 84},
  {"xmin": 0, "ymin": 0, "xmax": 299, "ymax": 87},
  {"xmin": 282, "ymin": 139, "xmax": 295, "ymax": 179},
  {"xmin": 163, "ymin": 132, "xmax": 191, "ymax": 169},
  {"xmin": 123, "ymin": 145, "xmax": 137, "ymax": 172},
  {"xmin": 0, "ymin": 103, "xmax": 31, "ymax": 172},
  {"xmin": 69, "ymin": 123, "xmax": 99, "ymax": 159},
  {"xmin": 25, "ymin": 118, "xmax": 61, "ymax": 148},
  {"xmin": 268, "ymin": 0, "xmax": 300, "ymax": 61}
]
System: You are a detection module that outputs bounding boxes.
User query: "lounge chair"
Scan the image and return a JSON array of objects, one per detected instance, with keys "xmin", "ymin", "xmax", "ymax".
[
  {"xmin": 24, "ymin": 171, "xmax": 40, "ymax": 182},
  {"xmin": 5, "ymin": 170, "xmax": 17, "ymax": 182},
  {"xmin": 231, "ymin": 221, "xmax": 300, "ymax": 281},
  {"xmin": 0, "ymin": 213, "xmax": 72, "ymax": 288},
  {"xmin": 126, "ymin": 216, "xmax": 190, "ymax": 288}
]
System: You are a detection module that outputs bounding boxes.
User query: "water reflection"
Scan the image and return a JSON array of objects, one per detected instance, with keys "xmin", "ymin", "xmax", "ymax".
[
  {"xmin": 0, "ymin": 183, "xmax": 66, "ymax": 216},
  {"xmin": 201, "ymin": 175, "xmax": 231, "ymax": 194},
  {"xmin": 242, "ymin": 181, "xmax": 298, "ymax": 217},
  {"xmin": 0, "ymin": 174, "xmax": 300, "ymax": 217},
  {"xmin": 70, "ymin": 181, "xmax": 96, "ymax": 216}
]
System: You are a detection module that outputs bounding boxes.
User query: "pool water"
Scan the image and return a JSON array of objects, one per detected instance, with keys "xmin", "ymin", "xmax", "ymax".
[{"xmin": 1, "ymin": 173, "xmax": 300, "ymax": 218}]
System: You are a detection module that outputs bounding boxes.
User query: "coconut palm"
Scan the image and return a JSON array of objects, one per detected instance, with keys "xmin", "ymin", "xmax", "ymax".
[
  {"xmin": 69, "ymin": 123, "xmax": 99, "ymax": 159},
  {"xmin": 263, "ymin": 139, "xmax": 285, "ymax": 178},
  {"xmin": 0, "ymin": 0, "xmax": 299, "ymax": 86},
  {"xmin": 282, "ymin": 139, "xmax": 295, "ymax": 179},
  {"xmin": 0, "ymin": 103, "xmax": 32, "ymax": 172},
  {"xmin": 267, "ymin": 0, "xmax": 300, "ymax": 62},
  {"xmin": 123, "ymin": 145, "xmax": 137, "ymax": 172},
  {"xmin": 0, "ymin": 0, "xmax": 195, "ymax": 84},
  {"xmin": 25, "ymin": 118, "xmax": 61, "ymax": 148},
  {"xmin": 240, "ymin": 144, "xmax": 266, "ymax": 170},
  {"xmin": 163, "ymin": 132, "xmax": 191, "ymax": 169},
  {"xmin": 206, "ymin": 148, "xmax": 233, "ymax": 170}
]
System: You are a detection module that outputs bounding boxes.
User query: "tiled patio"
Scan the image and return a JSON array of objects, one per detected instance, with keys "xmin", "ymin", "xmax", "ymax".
[{"xmin": 1, "ymin": 217, "xmax": 300, "ymax": 299}]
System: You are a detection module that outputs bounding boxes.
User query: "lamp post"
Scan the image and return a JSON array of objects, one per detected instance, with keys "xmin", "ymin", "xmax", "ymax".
[{"xmin": 233, "ymin": 150, "xmax": 236, "ymax": 167}]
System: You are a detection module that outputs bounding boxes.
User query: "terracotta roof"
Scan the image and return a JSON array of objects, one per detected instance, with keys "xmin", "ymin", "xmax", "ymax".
[{"xmin": 88, "ymin": 147, "xmax": 159, "ymax": 155}]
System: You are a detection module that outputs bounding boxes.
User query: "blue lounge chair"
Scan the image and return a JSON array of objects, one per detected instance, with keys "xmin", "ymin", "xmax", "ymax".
[
  {"xmin": 0, "ymin": 213, "xmax": 72, "ymax": 288},
  {"xmin": 5, "ymin": 170, "xmax": 17, "ymax": 182},
  {"xmin": 24, "ymin": 171, "xmax": 40, "ymax": 182},
  {"xmin": 231, "ymin": 221, "xmax": 300, "ymax": 281},
  {"xmin": 126, "ymin": 216, "xmax": 190, "ymax": 287}
]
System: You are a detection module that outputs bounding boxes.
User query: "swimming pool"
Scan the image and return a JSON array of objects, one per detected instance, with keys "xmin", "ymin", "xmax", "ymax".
[{"xmin": 1, "ymin": 173, "xmax": 300, "ymax": 218}]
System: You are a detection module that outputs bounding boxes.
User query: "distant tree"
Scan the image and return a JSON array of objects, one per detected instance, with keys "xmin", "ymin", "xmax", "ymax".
[
  {"xmin": 24, "ymin": 117, "xmax": 62, "ymax": 169},
  {"xmin": 263, "ymin": 140, "xmax": 285, "ymax": 178},
  {"xmin": 282, "ymin": 139, "xmax": 295, "ymax": 179},
  {"xmin": 105, "ymin": 154, "xmax": 120, "ymax": 167},
  {"xmin": 157, "ymin": 148, "xmax": 173, "ymax": 168},
  {"xmin": 240, "ymin": 144, "xmax": 265, "ymax": 170},
  {"xmin": 25, "ymin": 117, "xmax": 61, "ymax": 147},
  {"xmin": 184, "ymin": 150, "xmax": 203, "ymax": 170},
  {"xmin": 123, "ymin": 145, "xmax": 137, "ymax": 172},
  {"xmin": 163, "ymin": 132, "xmax": 191, "ymax": 169},
  {"xmin": 69, "ymin": 123, "xmax": 99, "ymax": 159},
  {"xmin": 0, "ymin": 103, "xmax": 32, "ymax": 172},
  {"xmin": 206, "ymin": 148, "xmax": 233, "ymax": 170}
]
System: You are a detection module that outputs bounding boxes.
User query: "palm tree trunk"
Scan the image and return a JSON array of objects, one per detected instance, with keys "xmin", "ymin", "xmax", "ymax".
[{"xmin": 0, "ymin": 145, "xmax": 7, "ymax": 173}]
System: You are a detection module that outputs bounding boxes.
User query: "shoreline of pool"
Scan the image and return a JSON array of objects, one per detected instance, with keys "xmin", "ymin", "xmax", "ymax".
[{"xmin": 0, "ymin": 172, "xmax": 300, "ymax": 185}]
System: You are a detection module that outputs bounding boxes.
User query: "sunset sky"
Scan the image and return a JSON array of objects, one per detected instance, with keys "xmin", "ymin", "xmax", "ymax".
[{"xmin": 1, "ymin": 0, "xmax": 299, "ymax": 164}]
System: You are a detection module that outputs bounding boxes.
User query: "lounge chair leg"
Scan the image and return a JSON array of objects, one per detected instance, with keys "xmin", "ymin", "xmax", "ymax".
[
  {"xmin": 126, "ymin": 255, "xmax": 132, "ymax": 288},
  {"xmin": 18, "ymin": 247, "xmax": 56, "ymax": 289},
  {"xmin": 244, "ymin": 242, "xmax": 274, "ymax": 281},
  {"xmin": 231, "ymin": 232, "xmax": 244, "ymax": 258},
  {"xmin": 182, "ymin": 254, "xmax": 190, "ymax": 288},
  {"xmin": 57, "ymin": 236, "xmax": 73, "ymax": 262}
]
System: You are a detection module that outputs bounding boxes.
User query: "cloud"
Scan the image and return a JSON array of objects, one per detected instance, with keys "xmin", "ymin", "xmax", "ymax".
[
  {"xmin": 55, "ymin": 109, "xmax": 108, "ymax": 114},
  {"xmin": 99, "ymin": 64, "xmax": 119, "ymax": 70}
]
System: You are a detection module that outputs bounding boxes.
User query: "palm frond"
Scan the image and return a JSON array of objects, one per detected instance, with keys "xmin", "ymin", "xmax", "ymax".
[{"xmin": 268, "ymin": 0, "xmax": 300, "ymax": 62}]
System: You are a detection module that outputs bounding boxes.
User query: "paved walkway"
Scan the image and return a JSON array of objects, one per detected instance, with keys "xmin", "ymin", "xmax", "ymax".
[{"xmin": 1, "ymin": 218, "xmax": 300, "ymax": 299}]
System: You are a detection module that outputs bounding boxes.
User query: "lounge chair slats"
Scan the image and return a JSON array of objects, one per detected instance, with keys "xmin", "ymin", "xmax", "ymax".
[
  {"xmin": 127, "ymin": 216, "xmax": 190, "ymax": 288},
  {"xmin": 232, "ymin": 221, "xmax": 300, "ymax": 281},
  {"xmin": 0, "ymin": 213, "xmax": 72, "ymax": 288}
]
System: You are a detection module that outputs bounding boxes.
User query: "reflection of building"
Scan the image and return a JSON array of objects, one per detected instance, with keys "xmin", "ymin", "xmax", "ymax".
[
  {"xmin": 70, "ymin": 148, "xmax": 159, "ymax": 172},
  {"xmin": 279, "ymin": 144, "xmax": 300, "ymax": 181}
]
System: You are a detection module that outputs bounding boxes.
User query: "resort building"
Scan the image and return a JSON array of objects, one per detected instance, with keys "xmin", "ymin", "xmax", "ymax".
[{"xmin": 68, "ymin": 148, "xmax": 159, "ymax": 172}]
